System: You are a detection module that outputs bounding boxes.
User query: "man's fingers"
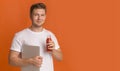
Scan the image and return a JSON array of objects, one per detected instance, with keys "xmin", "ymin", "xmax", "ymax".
[
  {"xmin": 31, "ymin": 56, "xmax": 43, "ymax": 67},
  {"xmin": 37, "ymin": 56, "xmax": 43, "ymax": 59}
]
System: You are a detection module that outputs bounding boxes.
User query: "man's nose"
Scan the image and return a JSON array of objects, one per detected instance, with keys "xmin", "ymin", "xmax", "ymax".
[{"xmin": 38, "ymin": 16, "xmax": 41, "ymax": 20}]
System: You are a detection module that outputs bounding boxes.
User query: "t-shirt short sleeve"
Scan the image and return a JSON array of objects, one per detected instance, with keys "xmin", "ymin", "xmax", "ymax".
[{"xmin": 10, "ymin": 34, "xmax": 22, "ymax": 52}]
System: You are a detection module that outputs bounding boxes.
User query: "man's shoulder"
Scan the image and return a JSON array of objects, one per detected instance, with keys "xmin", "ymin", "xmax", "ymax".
[
  {"xmin": 15, "ymin": 28, "xmax": 28, "ymax": 35},
  {"xmin": 14, "ymin": 28, "xmax": 28, "ymax": 38},
  {"xmin": 43, "ymin": 28, "xmax": 53, "ymax": 34},
  {"xmin": 43, "ymin": 28, "xmax": 56, "ymax": 37}
]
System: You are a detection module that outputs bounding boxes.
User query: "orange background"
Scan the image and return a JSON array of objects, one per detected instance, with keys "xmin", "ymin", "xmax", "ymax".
[{"xmin": 0, "ymin": 0, "xmax": 120, "ymax": 71}]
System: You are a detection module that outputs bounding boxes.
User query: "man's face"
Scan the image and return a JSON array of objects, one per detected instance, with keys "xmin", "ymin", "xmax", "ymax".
[{"xmin": 31, "ymin": 8, "xmax": 46, "ymax": 27}]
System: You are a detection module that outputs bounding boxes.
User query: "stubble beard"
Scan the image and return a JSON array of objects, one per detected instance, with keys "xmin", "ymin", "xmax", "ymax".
[{"xmin": 32, "ymin": 22, "xmax": 44, "ymax": 28}]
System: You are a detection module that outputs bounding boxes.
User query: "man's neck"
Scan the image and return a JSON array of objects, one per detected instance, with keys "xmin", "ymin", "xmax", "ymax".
[{"xmin": 29, "ymin": 26, "xmax": 43, "ymax": 32}]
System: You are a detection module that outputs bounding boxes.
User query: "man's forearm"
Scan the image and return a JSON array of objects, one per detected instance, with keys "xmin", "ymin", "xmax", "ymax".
[
  {"xmin": 52, "ymin": 49, "xmax": 63, "ymax": 61},
  {"xmin": 9, "ymin": 57, "xmax": 32, "ymax": 67}
]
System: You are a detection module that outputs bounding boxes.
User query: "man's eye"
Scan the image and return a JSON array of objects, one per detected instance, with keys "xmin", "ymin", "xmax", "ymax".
[
  {"xmin": 34, "ymin": 14, "xmax": 39, "ymax": 16},
  {"xmin": 41, "ymin": 14, "xmax": 45, "ymax": 16}
]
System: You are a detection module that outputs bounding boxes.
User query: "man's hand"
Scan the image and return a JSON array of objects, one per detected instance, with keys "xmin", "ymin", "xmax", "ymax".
[
  {"xmin": 29, "ymin": 56, "xmax": 43, "ymax": 67},
  {"xmin": 9, "ymin": 50, "xmax": 43, "ymax": 67},
  {"xmin": 47, "ymin": 40, "xmax": 55, "ymax": 51},
  {"xmin": 46, "ymin": 40, "xmax": 63, "ymax": 61}
]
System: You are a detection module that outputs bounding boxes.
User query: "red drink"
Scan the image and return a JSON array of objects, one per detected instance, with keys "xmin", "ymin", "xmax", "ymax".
[{"xmin": 46, "ymin": 37, "xmax": 52, "ymax": 51}]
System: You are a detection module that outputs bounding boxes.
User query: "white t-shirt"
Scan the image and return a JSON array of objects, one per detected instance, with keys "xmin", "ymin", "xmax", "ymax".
[{"xmin": 10, "ymin": 28, "xmax": 60, "ymax": 71}]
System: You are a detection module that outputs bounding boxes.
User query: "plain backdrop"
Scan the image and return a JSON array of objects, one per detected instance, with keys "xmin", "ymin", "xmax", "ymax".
[{"xmin": 0, "ymin": 0, "xmax": 120, "ymax": 71}]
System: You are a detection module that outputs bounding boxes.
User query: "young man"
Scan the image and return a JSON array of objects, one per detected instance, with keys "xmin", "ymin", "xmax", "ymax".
[{"xmin": 8, "ymin": 3, "xmax": 62, "ymax": 71}]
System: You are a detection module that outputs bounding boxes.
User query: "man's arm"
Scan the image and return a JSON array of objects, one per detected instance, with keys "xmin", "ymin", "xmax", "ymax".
[
  {"xmin": 47, "ymin": 41, "xmax": 63, "ymax": 61},
  {"xmin": 8, "ymin": 50, "xmax": 42, "ymax": 67},
  {"xmin": 52, "ymin": 48, "xmax": 63, "ymax": 61}
]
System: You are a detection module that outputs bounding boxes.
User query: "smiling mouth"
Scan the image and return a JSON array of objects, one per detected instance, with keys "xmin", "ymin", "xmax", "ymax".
[{"xmin": 37, "ymin": 21, "xmax": 42, "ymax": 22}]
